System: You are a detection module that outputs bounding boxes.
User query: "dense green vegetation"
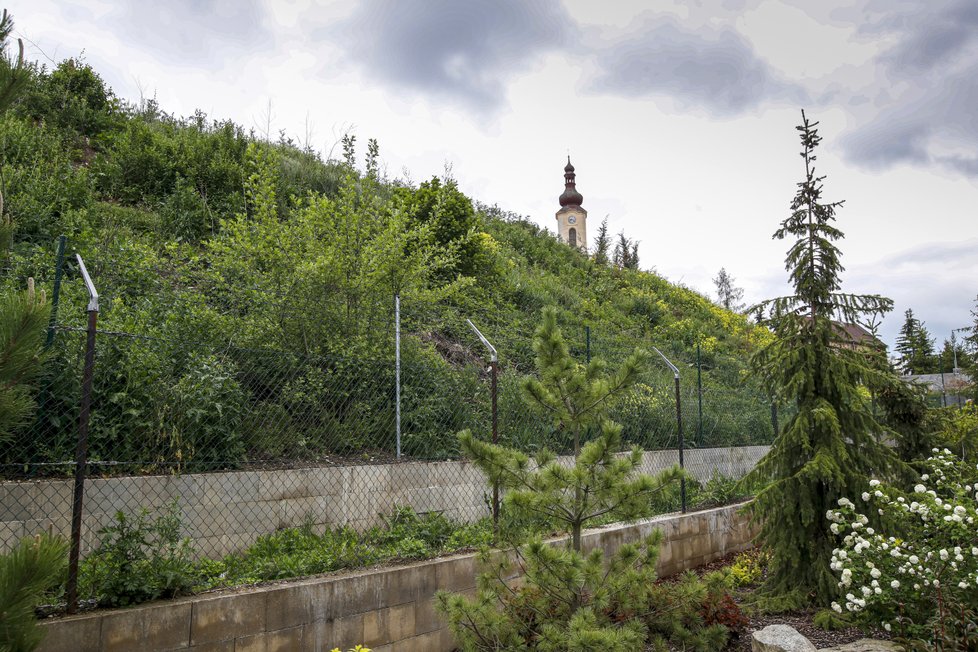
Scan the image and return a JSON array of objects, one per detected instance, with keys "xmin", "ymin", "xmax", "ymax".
[
  {"xmin": 75, "ymin": 505, "xmax": 493, "ymax": 609},
  {"xmin": 0, "ymin": 48, "xmax": 772, "ymax": 472}
]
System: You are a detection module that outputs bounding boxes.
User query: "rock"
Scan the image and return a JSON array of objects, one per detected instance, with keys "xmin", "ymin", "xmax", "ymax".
[
  {"xmin": 752, "ymin": 624, "xmax": 818, "ymax": 652},
  {"xmin": 818, "ymin": 640, "xmax": 902, "ymax": 652}
]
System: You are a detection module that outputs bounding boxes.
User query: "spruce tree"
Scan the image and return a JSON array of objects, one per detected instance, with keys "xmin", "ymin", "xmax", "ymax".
[
  {"xmin": 592, "ymin": 217, "xmax": 610, "ymax": 266},
  {"xmin": 628, "ymin": 241, "xmax": 640, "ymax": 270},
  {"xmin": 437, "ymin": 307, "xmax": 684, "ymax": 650},
  {"xmin": 745, "ymin": 111, "xmax": 902, "ymax": 608},
  {"xmin": 965, "ymin": 296, "xmax": 978, "ymax": 400},
  {"xmin": 895, "ymin": 309, "xmax": 937, "ymax": 374},
  {"xmin": 713, "ymin": 267, "xmax": 745, "ymax": 312}
]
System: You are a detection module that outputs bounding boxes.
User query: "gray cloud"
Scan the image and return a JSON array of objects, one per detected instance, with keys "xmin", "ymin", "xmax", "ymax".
[
  {"xmin": 865, "ymin": 0, "xmax": 978, "ymax": 76},
  {"xmin": 331, "ymin": 0, "xmax": 574, "ymax": 111},
  {"xmin": 846, "ymin": 239, "xmax": 978, "ymax": 348},
  {"xmin": 875, "ymin": 239, "xmax": 978, "ymax": 269},
  {"xmin": 105, "ymin": 0, "xmax": 270, "ymax": 62},
  {"xmin": 841, "ymin": 1, "xmax": 978, "ymax": 177},
  {"xmin": 586, "ymin": 16, "xmax": 807, "ymax": 117}
]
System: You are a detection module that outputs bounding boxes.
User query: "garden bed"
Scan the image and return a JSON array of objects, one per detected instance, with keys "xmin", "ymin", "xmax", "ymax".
[{"xmin": 37, "ymin": 503, "xmax": 756, "ymax": 652}]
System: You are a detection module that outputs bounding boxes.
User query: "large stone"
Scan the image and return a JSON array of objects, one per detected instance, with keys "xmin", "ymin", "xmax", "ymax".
[
  {"xmin": 818, "ymin": 640, "xmax": 902, "ymax": 652},
  {"xmin": 752, "ymin": 624, "xmax": 818, "ymax": 652}
]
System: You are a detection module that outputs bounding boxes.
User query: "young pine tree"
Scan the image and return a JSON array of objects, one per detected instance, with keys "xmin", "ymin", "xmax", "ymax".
[
  {"xmin": 0, "ymin": 279, "xmax": 49, "ymax": 443},
  {"xmin": 437, "ymin": 307, "xmax": 685, "ymax": 651},
  {"xmin": 0, "ymin": 534, "xmax": 68, "ymax": 652},
  {"xmin": 0, "ymin": 9, "xmax": 31, "ymax": 253},
  {"xmin": 745, "ymin": 111, "xmax": 902, "ymax": 608}
]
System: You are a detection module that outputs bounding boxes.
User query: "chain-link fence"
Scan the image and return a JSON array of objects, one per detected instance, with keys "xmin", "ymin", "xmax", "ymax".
[{"xmin": 2, "ymin": 254, "xmax": 780, "ymax": 612}]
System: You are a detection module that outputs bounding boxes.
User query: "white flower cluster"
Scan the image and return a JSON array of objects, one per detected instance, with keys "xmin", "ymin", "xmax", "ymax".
[{"xmin": 824, "ymin": 450, "xmax": 978, "ymax": 631}]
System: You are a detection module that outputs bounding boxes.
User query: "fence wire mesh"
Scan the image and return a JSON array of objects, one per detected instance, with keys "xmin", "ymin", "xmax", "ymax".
[{"xmin": 1, "ymin": 291, "xmax": 779, "ymax": 611}]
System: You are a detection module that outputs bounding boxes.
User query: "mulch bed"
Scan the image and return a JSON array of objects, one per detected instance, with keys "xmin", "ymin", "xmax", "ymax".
[
  {"xmin": 730, "ymin": 612, "xmax": 877, "ymax": 651},
  {"xmin": 677, "ymin": 551, "xmax": 888, "ymax": 651}
]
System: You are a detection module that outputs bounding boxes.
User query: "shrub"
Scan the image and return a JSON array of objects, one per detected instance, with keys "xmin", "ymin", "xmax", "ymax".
[
  {"xmin": 825, "ymin": 449, "xmax": 978, "ymax": 646},
  {"xmin": 727, "ymin": 549, "xmax": 768, "ymax": 587},
  {"xmin": 80, "ymin": 502, "xmax": 196, "ymax": 607}
]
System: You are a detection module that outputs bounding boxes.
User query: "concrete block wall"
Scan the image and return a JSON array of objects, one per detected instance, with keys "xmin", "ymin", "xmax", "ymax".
[
  {"xmin": 37, "ymin": 502, "xmax": 756, "ymax": 652},
  {"xmin": 1, "ymin": 446, "xmax": 768, "ymax": 557}
]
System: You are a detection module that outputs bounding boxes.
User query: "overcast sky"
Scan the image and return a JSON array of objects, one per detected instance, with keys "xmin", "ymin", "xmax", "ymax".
[{"xmin": 10, "ymin": 0, "xmax": 978, "ymax": 351}]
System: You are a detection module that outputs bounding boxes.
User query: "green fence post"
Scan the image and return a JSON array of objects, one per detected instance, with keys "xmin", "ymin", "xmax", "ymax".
[
  {"xmin": 696, "ymin": 343, "xmax": 703, "ymax": 447},
  {"xmin": 44, "ymin": 235, "xmax": 67, "ymax": 348},
  {"xmin": 585, "ymin": 325, "xmax": 591, "ymax": 364}
]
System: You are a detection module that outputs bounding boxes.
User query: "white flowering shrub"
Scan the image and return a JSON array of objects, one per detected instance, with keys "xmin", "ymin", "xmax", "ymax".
[{"xmin": 825, "ymin": 449, "xmax": 978, "ymax": 642}]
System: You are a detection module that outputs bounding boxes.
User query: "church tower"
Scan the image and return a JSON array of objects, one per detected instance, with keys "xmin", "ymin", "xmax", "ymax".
[{"xmin": 556, "ymin": 157, "xmax": 587, "ymax": 252}]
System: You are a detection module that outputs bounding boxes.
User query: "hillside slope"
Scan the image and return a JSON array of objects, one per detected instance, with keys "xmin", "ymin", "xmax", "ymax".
[{"xmin": 1, "ymin": 56, "xmax": 773, "ymax": 469}]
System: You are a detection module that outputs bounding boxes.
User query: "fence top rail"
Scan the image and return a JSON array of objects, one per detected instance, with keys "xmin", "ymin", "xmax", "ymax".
[
  {"xmin": 652, "ymin": 346, "xmax": 680, "ymax": 380},
  {"xmin": 75, "ymin": 254, "xmax": 98, "ymax": 312}
]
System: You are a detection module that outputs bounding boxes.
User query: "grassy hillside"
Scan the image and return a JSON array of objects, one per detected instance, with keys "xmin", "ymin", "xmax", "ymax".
[{"xmin": 0, "ymin": 56, "xmax": 773, "ymax": 471}]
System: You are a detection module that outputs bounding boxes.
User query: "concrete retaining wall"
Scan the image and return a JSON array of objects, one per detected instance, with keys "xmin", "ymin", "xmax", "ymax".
[
  {"xmin": 1, "ymin": 446, "xmax": 769, "ymax": 557},
  {"xmin": 38, "ymin": 502, "xmax": 757, "ymax": 652}
]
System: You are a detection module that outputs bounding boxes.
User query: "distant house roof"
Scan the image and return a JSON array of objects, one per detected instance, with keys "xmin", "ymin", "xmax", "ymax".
[
  {"xmin": 903, "ymin": 372, "xmax": 973, "ymax": 393},
  {"xmin": 835, "ymin": 322, "xmax": 876, "ymax": 346}
]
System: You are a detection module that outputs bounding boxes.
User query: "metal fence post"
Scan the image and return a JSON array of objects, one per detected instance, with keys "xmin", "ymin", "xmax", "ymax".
[
  {"xmin": 467, "ymin": 319, "xmax": 499, "ymax": 536},
  {"xmin": 653, "ymin": 347, "xmax": 685, "ymax": 513},
  {"xmin": 395, "ymin": 294, "xmax": 401, "ymax": 458},
  {"xmin": 585, "ymin": 325, "xmax": 591, "ymax": 364},
  {"xmin": 696, "ymin": 343, "xmax": 703, "ymax": 447},
  {"xmin": 67, "ymin": 254, "xmax": 98, "ymax": 614},
  {"xmin": 32, "ymin": 236, "xmax": 68, "ymax": 476},
  {"xmin": 44, "ymin": 235, "xmax": 67, "ymax": 348}
]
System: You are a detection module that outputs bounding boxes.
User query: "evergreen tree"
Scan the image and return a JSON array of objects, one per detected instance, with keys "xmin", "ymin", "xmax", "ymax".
[
  {"xmin": 0, "ymin": 279, "xmax": 48, "ymax": 443},
  {"xmin": 938, "ymin": 337, "xmax": 968, "ymax": 374},
  {"xmin": 437, "ymin": 307, "xmax": 685, "ymax": 650},
  {"xmin": 713, "ymin": 267, "xmax": 745, "ymax": 312},
  {"xmin": 628, "ymin": 241, "xmax": 640, "ymax": 270},
  {"xmin": 592, "ymin": 217, "xmax": 610, "ymax": 266},
  {"xmin": 895, "ymin": 309, "xmax": 937, "ymax": 374},
  {"xmin": 965, "ymin": 296, "xmax": 978, "ymax": 400},
  {"xmin": 0, "ymin": 9, "xmax": 27, "ymax": 114},
  {"xmin": 0, "ymin": 9, "xmax": 30, "ymax": 253},
  {"xmin": 612, "ymin": 231, "xmax": 639, "ymax": 270},
  {"xmin": 0, "ymin": 534, "xmax": 67, "ymax": 651},
  {"xmin": 745, "ymin": 111, "xmax": 901, "ymax": 608}
]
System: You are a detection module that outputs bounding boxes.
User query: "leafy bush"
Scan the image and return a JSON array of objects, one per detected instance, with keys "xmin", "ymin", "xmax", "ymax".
[
  {"xmin": 825, "ymin": 449, "xmax": 978, "ymax": 646},
  {"xmin": 726, "ymin": 549, "xmax": 769, "ymax": 587},
  {"xmin": 199, "ymin": 507, "xmax": 492, "ymax": 590},
  {"xmin": 166, "ymin": 354, "xmax": 246, "ymax": 471},
  {"xmin": 698, "ymin": 571, "xmax": 748, "ymax": 638},
  {"xmin": 80, "ymin": 503, "xmax": 196, "ymax": 607}
]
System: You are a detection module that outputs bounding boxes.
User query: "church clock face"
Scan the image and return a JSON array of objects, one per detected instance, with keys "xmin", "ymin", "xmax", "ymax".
[{"xmin": 567, "ymin": 215, "xmax": 576, "ymax": 224}]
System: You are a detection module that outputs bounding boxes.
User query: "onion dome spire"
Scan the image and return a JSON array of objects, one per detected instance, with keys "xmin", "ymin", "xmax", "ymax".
[{"xmin": 559, "ymin": 156, "xmax": 583, "ymax": 207}]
